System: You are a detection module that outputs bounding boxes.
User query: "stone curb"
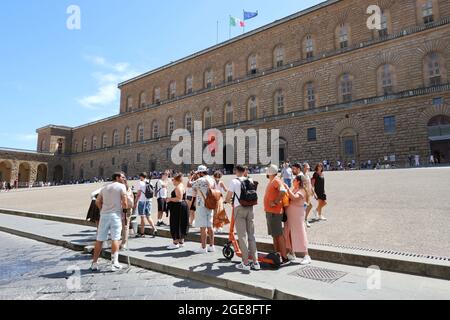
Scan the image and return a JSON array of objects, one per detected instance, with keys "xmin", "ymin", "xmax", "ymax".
[{"xmin": 1, "ymin": 208, "xmax": 449, "ymax": 280}]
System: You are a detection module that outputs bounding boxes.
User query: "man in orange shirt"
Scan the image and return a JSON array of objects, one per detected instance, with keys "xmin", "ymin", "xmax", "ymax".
[{"xmin": 264, "ymin": 164, "xmax": 288, "ymax": 264}]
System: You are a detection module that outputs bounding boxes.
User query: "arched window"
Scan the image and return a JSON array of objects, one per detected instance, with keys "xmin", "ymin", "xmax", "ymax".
[
  {"xmin": 425, "ymin": 52, "xmax": 443, "ymax": 86},
  {"xmin": 154, "ymin": 87, "xmax": 161, "ymax": 104},
  {"xmin": 126, "ymin": 95, "xmax": 133, "ymax": 112},
  {"xmin": 205, "ymin": 70, "xmax": 213, "ymax": 89},
  {"xmin": 275, "ymin": 90, "xmax": 285, "ymax": 115},
  {"xmin": 137, "ymin": 124, "xmax": 144, "ymax": 142},
  {"xmin": 82, "ymin": 138, "xmax": 88, "ymax": 152},
  {"xmin": 225, "ymin": 63, "xmax": 233, "ymax": 82},
  {"xmin": 339, "ymin": 73, "xmax": 353, "ymax": 103},
  {"xmin": 167, "ymin": 117, "xmax": 175, "ymax": 136},
  {"xmin": 336, "ymin": 23, "xmax": 350, "ymax": 49},
  {"xmin": 139, "ymin": 92, "xmax": 147, "ymax": 108},
  {"xmin": 124, "ymin": 127, "xmax": 131, "ymax": 145},
  {"xmin": 225, "ymin": 102, "xmax": 233, "ymax": 125},
  {"xmin": 203, "ymin": 108, "xmax": 212, "ymax": 129},
  {"xmin": 378, "ymin": 64, "xmax": 395, "ymax": 95},
  {"xmin": 73, "ymin": 140, "xmax": 78, "ymax": 153},
  {"xmin": 274, "ymin": 46, "xmax": 284, "ymax": 68},
  {"xmin": 40, "ymin": 139, "xmax": 46, "ymax": 152},
  {"xmin": 152, "ymin": 121, "xmax": 159, "ymax": 139},
  {"xmin": 92, "ymin": 136, "xmax": 97, "ymax": 150},
  {"xmin": 169, "ymin": 81, "xmax": 176, "ymax": 99},
  {"xmin": 185, "ymin": 113, "xmax": 192, "ymax": 132},
  {"xmin": 102, "ymin": 133, "xmax": 107, "ymax": 148},
  {"xmin": 248, "ymin": 54, "xmax": 257, "ymax": 75},
  {"xmin": 248, "ymin": 96, "xmax": 258, "ymax": 120},
  {"xmin": 113, "ymin": 130, "xmax": 119, "ymax": 146},
  {"xmin": 421, "ymin": 0, "xmax": 435, "ymax": 24},
  {"xmin": 304, "ymin": 35, "xmax": 314, "ymax": 59},
  {"xmin": 305, "ymin": 82, "xmax": 316, "ymax": 109},
  {"xmin": 186, "ymin": 75, "xmax": 193, "ymax": 94}
]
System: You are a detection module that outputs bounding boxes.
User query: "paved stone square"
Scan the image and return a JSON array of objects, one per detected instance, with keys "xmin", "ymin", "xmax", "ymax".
[
  {"xmin": 0, "ymin": 232, "xmax": 256, "ymax": 300},
  {"xmin": 0, "ymin": 167, "xmax": 449, "ymax": 257}
]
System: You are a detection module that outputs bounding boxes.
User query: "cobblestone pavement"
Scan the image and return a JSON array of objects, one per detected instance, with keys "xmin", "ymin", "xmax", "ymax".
[
  {"xmin": 1, "ymin": 167, "xmax": 449, "ymax": 257},
  {"xmin": 0, "ymin": 232, "xmax": 256, "ymax": 300}
]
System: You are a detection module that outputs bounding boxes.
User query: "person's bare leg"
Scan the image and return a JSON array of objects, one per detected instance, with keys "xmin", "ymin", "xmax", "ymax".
[
  {"xmin": 207, "ymin": 228, "xmax": 214, "ymax": 246},
  {"xmin": 277, "ymin": 235, "xmax": 287, "ymax": 259},
  {"xmin": 111, "ymin": 240, "xmax": 120, "ymax": 256},
  {"xmin": 158, "ymin": 211, "xmax": 163, "ymax": 221},
  {"xmin": 189, "ymin": 210, "xmax": 195, "ymax": 225},
  {"xmin": 92, "ymin": 241, "xmax": 103, "ymax": 263},
  {"xmin": 305, "ymin": 203, "xmax": 313, "ymax": 221},
  {"xmin": 146, "ymin": 216, "xmax": 157, "ymax": 231},
  {"xmin": 140, "ymin": 217, "xmax": 146, "ymax": 235},
  {"xmin": 200, "ymin": 227, "xmax": 207, "ymax": 248}
]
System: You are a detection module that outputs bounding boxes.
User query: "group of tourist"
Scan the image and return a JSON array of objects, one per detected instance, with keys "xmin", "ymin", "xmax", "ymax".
[{"xmin": 89, "ymin": 162, "xmax": 328, "ymax": 272}]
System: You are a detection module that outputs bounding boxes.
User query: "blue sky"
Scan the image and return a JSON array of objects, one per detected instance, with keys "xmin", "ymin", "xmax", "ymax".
[{"xmin": 0, "ymin": 0, "xmax": 323, "ymax": 151}]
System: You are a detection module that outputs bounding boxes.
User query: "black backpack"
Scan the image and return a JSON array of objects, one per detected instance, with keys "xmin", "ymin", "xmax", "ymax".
[
  {"xmin": 236, "ymin": 178, "xmax": 258, "ymax": 207},
  {"xmin": 144, "ymin": 182, "xmax": 155, "ymax": 199}
]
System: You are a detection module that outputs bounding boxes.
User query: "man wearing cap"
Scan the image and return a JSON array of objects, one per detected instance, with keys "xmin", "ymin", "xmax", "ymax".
[
  {"xmin": 264, "ymin": 164, "xmax": 288, "ymax": 264},
  {"xmin": 189, "ymin": 165, "xmax": 216, "ymax": 254}
]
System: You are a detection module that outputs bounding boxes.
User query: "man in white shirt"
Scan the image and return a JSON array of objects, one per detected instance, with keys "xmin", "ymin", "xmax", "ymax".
[
  {"xmin": 134, "ymin": 172, "xmax": 158, "ymax": 237},
  {"xmin": 91, "ymin": 172, "xmax": 128, "ymax": 272},
  {"xmin": 224, "ymin": 165, "xmax": 260, "ymax": 271},
  {"xmin": 281, "ymin": 162, "xmax": 293, "ymax": 188},
  {"xmin": 189, "ymin": 165, "xmax": 216, "ymax": 254},
  {"xmin": 155, "ymin": 172, "xmax": 169, "ymax": 226}
]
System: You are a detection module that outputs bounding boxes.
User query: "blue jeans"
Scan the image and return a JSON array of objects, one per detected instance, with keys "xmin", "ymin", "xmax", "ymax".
[
  {"xmin": 138, "ymin": 201, "xmax": 152, "ymax": 216},
  {"xmin": 284, "ymin": 179, "xmax": 292, "ymax": 188}
]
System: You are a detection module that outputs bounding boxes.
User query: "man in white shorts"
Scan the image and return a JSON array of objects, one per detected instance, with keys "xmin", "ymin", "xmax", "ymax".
[{"xmin": 91, "ymin": 172, "xmax": 128, "ymax": 272}]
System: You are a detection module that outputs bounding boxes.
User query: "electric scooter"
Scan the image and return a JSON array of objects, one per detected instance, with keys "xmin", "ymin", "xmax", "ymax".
[{"xmin": 222, "ymin": 206, "xmax": 281, "ymax": 269}]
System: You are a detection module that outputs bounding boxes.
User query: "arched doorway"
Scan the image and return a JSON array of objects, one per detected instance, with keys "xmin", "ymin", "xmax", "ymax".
[
  {"xmin": 18, "ymin": 162, "xmax": 31, "ymax": 186},
  {"xmin": 278, "ymin": 138, "xmax": 288, "ymax": 164},
  {"xmin": 339, "ymin": 128, "xmax": 359, "ymax": 166},
  {"xmin": 36, "ymin": 164, "xmax": 47, "ymax": 182},
  {"xmin": 223, "ymin": 144, "xmax": 235, "ymax": 174},
  {"xmin": 79, "ymin": 166, "xmax": 84, "ymax": 180},
  {"xmin": 0, "ymin": 161, "xmax": 12, "ymax": 183},
  {"xmin": 428, "ymin": 115, "xmax": 450, "ymax": 164},
  {"xmin": 121, "ymin": 164, "xmax": 128, "ymax": 175},
  {"xmin": 149, "ymin": 156, "xmax": 157, "ymax": 173},
  {"xmin": 98, "ymin": 167, "xmax": 104, "ymax": 179},
  {"xmin": 53, "ymin": 165, "xmax": 63, "ymax": 182}
]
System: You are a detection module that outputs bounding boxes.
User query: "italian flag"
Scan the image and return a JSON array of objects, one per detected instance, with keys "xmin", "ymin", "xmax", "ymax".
[{"xmin": 230, "ymin": 16, "xmax": 245, "ymax": 27}]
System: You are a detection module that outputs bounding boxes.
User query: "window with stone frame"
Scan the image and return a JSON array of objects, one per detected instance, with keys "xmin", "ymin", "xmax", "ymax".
[
  {"xmin": 185, "ymin": 113, "xmax": 192, "ymax": 132},
  {"xmin": 275, "ymin": 90, "xmax": 285, "ymax": 115},
  {"xmin": 274, "ymin": 46, "xmax": 284, "ymax": 68},
  {"xmin": 152, "ymin": 121, "xmax": 159, "ymax": 139},
  {"xmin": 82, "ymin": 138, "xmax": 88, "ymax": 152},
  {"xmin": 124, "ymin": 127, "xmax": 131, "ymax": 145},
  {"xmin": 422, "ymin": 0, "xmax": 434, "ymax": 24},
  {"xmin": 426, "ymin": 52, "xmax": 442, "ymax": 86},
  {"xmin": 248, "ymin": 96, "xmax": 258, "ymax": 120},
  {"xmin": 304, "ymin": 82, "xmax": 316, "ymax": 109},
  {"xmin": 57, "ymin": 139, "xmax": 63, "ymax": 154},
  {"xmin": 307, "ymin": 128, "xmax": 317, "ymax": 142},
  {"xmin": 225, "ymin": 63, "xmax": 233, "ymax": 82},
  {"xmin": 168, "ymin": 117, "xmax": 175, "ymax": 136},
  {"xmin": 186, "ymin": 76, "xmax": 193, "ymax": 94},
  {"xmin": 384, "ymin": 116, "xmax": 396, "ymax": 134},
  {"xmin": 305, "ymin": 35, "xmax": 314, "ymax": 59},
  {"xmin": 137, "ymin": 153, "xmax": 141, "ymax": 163},
  {"xmin": 154, "ymin": 87, "xmax": 161, "ymax": 104},
  {"xmin": 205, "ymin": 70, "xmax": 213, "ymax": 89},
  {"xmin": 137, "ymin": 124, "xmax": 144, "ymax": 142},
  {"xmin": 248, "ymin": 54, "xmax": 257, "ymax": 75},
  {"xmin": 225, "ymin": 102, "xmax": 233, "ymax": 125},
  {"xmin": 126, "ymin": 95, "xmax": 133, "ymax": 112},
  {"xmin": 204, "ymin": 108, "xmax": 212, "ymax": 129},
  {"xmin": 169, "ymin": 81, "xmax": 176, "ymax": 99},
  {"xmin": 338, "ymin": 23, "xmax": 349, "ymax": 49},
  {"xmin": 340, "ymin": 73, "xmax": 353, "ymax": 103},
  {"xmin": 379, "ymin": 64, "xmax": 394, "ymax": 95},
  {"xmin": 379, "ymin": 12, "xmax": 389, "ymax": 37},
  {"xmin": 102, "ymin": 133, "xmax": 107, "ymax": 148},
  {"xmin": 139, "ymin": 92, "xmax": 147, "ymax": 108},
  {"xmin": 92, "ymin": 136, "xmax": 97, "ymax": 150},
  {"xmin": 113, "ymin": 130, "xmax": 119, "ymax": 146}
]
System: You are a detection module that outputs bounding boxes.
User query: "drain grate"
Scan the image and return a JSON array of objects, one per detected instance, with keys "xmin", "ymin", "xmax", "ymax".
[{"xmin": 290, "ymin": 266, "xmax": 348, "ymax": 284}]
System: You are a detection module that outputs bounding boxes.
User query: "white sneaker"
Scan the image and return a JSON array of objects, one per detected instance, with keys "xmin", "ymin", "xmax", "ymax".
[
  {"xmin": 318, "ymin": 215, "xmax": 328, "ymax": 221},
  {"xmin": 313, "ymin": 210, "xmax": 319, "ymax": 220},
  {"xmin": 236, "ymin": 263, "xmax": 251, "ymax": 271},
  {"xmin": 111, "ymin": 263, "xmax": 123, "ymax": 271},
  {"xmin": 251, "ymin": 262, "xmax": 261, "ymax": 271},
  {"xmin": 167, "ymin": 243, "xmax": 180, "ymax": 250},
  {"xmin": 287, "ymin": 253, "xmax": 297, "ymax": 261},
  {"xmin": 120, "ymin": 244, "xmax": 128, "ymax": 251},
  {"xmin": 300, "ymin": 255, "xmax": 312, "ymax": 265},
  {"xmin": 90, "ymin": 262, "xmax": 99, "ymax": 271},
  {"xmin": 194, "ymin": 247, "xmax": 207, "ymax": 254},
  {"xmin": 207, "ymin": 245, "xmax": 216, "ymax": 253},
  {"xmin": 305, "ymin": 221, "xmax": 311, "ymax": 228}
]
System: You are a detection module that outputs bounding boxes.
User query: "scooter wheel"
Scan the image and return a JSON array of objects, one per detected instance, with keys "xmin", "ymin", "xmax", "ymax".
[{"xmin": 222, "ymin": 244, "xmax": 234, "ymax": 260}]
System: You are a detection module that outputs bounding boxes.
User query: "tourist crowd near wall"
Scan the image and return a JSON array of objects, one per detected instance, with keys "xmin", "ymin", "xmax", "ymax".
[{"xmin": 1, "ymin": 0, "xmax": 450, "ymax": 185}]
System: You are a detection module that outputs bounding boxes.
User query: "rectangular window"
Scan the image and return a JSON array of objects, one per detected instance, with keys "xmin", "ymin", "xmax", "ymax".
[
  {"xmin": 137, "ymin": 153, "xmax": 141, "ymax": 162},
  {"xmin": 344, "ymin": 139, "xmax": 354, "ymax": 155},
  {"xmin": 384, "ymin": 116, "xmax": 396, "ymax": 134},
  {"xmin": 422, "ymin": 1, "xmax": 434, "ymax": 24},
  {"xmin": 112, "ymin": 157, "xmax": 115, "ymax": 165},
  {"xmin": 430, "ymin": 76, "xmax": 441, "ymax": 86},
  {"xmin": 154, "ymin": 88, "xmax": 161, "ymax": 104},
  {"xmin": 166, "ymin": 148, "xmax": 172, "ymax": 161},
  {"xmin": 307, "ymin": 128, "xmax": 317, "ymax": 142},
  {"xmin": 90, "ymin": 160, "xmax": 94, "ymax": 168}
]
